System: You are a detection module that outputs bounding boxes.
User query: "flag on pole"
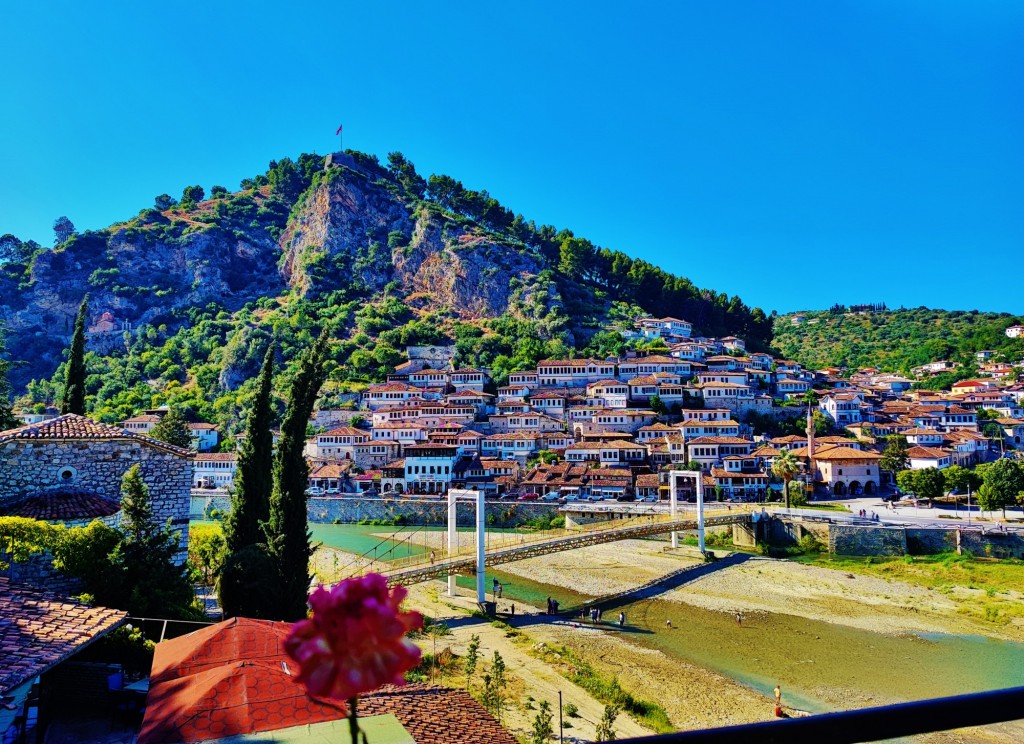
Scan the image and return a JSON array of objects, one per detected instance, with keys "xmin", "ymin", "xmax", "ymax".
[{"xmin": 335, "ymin": 124, "xmax": 343, "ymax": 136}]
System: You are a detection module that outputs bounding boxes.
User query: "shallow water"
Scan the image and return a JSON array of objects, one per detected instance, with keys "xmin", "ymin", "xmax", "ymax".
[
  {"xmin": 597, "ymin": 596, "xmax": 1024, "ymax": 713},
  {"xmin": 218, "ymin": 521, "xmax": 1024, "ymax": 714}
]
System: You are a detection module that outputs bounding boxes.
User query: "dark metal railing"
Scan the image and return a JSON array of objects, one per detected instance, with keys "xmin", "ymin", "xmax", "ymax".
[{"xmin": 616, "ymin": 686, "xmax": 1024, "ymax": 744}]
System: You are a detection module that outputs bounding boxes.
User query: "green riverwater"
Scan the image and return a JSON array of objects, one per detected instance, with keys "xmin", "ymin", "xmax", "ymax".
[{"xmin": 214, "ymin": 522, "xmax": 1024, "ymax": 715}]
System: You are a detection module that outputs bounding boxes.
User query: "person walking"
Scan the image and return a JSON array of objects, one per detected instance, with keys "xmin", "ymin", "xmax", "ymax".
[
  {"xmin": 429, "ymin": 550, "xmax": 435, "ymax": 565},
  {"xmin": 618, "ymin": 611, "xmax": 625, "ymax": 627},
  {"xmin": 736, "ymin": 611, "xmax": 742, "ymax": 626}
]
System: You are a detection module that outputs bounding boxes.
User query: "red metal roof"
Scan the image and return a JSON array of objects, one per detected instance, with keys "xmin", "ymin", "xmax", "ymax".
[{"xmin": 140, "ymin": 618, "xmax": 516, "ymax": 744}]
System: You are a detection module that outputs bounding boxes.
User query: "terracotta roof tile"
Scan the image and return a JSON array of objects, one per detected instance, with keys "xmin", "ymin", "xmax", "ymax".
[
  {"xmin": 0, "ymin": 491, "xmax": 121, "ymax": 520},
  {"xmin": 0, "ymin": 578, "xmax": 127, "ymax": 694},
  {"xmin": 0, "ymin": 414, "xmax": 192, "ymax": 456}
]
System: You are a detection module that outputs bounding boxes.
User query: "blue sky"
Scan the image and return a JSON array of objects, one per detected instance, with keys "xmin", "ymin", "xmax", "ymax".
[{"xmin": 2, "ymin": 1, "xmax": 1021, "ymax": 314}]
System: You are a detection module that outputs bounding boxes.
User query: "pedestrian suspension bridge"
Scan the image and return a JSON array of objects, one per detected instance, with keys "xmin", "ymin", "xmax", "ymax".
[{"xmin": 327, "ymin": 473, "xmax": 755, "ymax": 603}]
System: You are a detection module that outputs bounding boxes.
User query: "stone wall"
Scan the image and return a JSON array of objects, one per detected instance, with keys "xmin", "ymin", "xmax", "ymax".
[
  {"xmin": 765, "ymin": 517, "xmax": 830, "ymax": 546},
  {"xmin": 0, "ymin": 439, "xmax": 192, "ymax": 562},
  {"xmin": 828, "ymin": 525, "xmax": 907, "ymax": 556},
  {"xmin": 905, "ymin": 528, "xmax": 955, "ymax": 555},
  {"xmin": 190, "ymin": 494, "xmax": 558, "ymax": 528}
]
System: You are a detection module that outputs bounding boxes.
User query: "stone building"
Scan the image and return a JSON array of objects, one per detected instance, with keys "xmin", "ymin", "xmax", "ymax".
[{"xmin": 0, "ymin": 414, "xmax": 194, "ymax": 562}]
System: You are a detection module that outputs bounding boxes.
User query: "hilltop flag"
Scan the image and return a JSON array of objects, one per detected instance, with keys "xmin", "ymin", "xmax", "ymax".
[{"xmin": 335, "ymin": 124, "xmax": 343, "ymax": 136}]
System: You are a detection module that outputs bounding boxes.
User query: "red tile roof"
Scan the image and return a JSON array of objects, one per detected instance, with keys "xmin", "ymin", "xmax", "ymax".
[
  {"xmin": 0, "ymin": 578, "xmax": 127, "ymax": 695},
  {"xmin": 0, "ymin": 491, "xmax": 120, "ymax": 520},
  {"xmin": 0, "ymin": 414, "xmax": 191, "ymax": 456}
]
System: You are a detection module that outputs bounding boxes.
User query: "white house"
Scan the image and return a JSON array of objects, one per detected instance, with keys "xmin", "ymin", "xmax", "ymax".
[
  {"xmin": 193, "ymin": 453, "xmax": 238, "ymax": 489},
  {"xmin": 401, "ymin": 444, "xmax": 459, "ymax": 494},
  {"xmin": 820, "ymin": 393, "xmax": 863, "ymax": 426},
  {"xmin": 1005, "ymin": 325, "xmax": 1024, "ymax": 339},
  {"xmin": 314, "ymin": 426, "xmax": 371, "ymax": 460},
  {"xmin": 188, "ymin": 423, "xmax": 220, "ymax": 452},
  {"xmin": 907, "ymin": 446, "xmax": 953, "ymax": 470},
  {"xmin": 537, "ymin": 359, "xmax": 617, "ymax": 387}
]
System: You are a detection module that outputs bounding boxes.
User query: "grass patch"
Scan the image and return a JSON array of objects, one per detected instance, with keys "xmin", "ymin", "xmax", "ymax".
[
  {"xmin": 798, "ymin": 552, "xmax": 1024, "ymax": 626},
  {"xmin": 799, "ymin": 502, "xmax": 850, "ymax": 512},
  {"xmin": 530, "ymin": 642, "xmax": 673, "ymax": 733}
]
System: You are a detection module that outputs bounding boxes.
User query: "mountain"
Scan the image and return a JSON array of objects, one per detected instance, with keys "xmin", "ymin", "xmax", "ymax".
[
  {"xmin": 0, "ymin": 150, "xmax": 771, "ymax": 431},
  {"xmin": 772, "ymin": 307, "xmax": 1024, "ymax": 379}
]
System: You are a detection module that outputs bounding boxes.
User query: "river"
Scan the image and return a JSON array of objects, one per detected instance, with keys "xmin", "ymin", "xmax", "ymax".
[{"xmin": 257, "ymin": 523, "xmax": 1024, "ymax": 716}]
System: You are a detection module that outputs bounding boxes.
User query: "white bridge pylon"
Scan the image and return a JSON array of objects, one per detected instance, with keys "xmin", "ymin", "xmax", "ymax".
[
  {"xmin": 447, "ymin": 488, "xmax": 487, "ymax": 602},
  {"xmin": 668, "ymin": 469, "xmax": 706, "ymax": 553}
]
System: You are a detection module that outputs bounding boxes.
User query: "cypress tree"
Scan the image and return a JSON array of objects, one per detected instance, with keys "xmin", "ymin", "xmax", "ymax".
[
  {"xmin": 266, "ymin": 330, "xmax": 330, "ymax": 621},
  {"xmin": 60, "ymin": 295, "xmax": 89, "ymax": 415},
  {"xmin": 225, "ymin": 344, "xmax": 276, "ymax": 552}
]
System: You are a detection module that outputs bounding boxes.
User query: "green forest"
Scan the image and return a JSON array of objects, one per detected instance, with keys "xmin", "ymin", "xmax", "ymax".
[
  {"xmin": 0, "ymin": 149, "xmax": 771, "ymax": 437},
  {"xmin": 772, "ymin": 308, "xmax": 1024, "ymax": 381}
]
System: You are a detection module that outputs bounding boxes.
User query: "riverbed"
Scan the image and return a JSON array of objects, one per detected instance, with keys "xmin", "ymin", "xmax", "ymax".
[{"xmin": 242, "ymin": 522, "xmax": 1024, "ymax": 739}]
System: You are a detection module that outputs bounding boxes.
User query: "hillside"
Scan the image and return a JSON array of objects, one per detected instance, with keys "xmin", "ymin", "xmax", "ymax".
[
  {"xmin": 772, "ymin": 308, "xmax": 1024, "ymax": 378},
  {"xmin": 0, "ymin": 149, "xmax": 771, "ymax": 432}
]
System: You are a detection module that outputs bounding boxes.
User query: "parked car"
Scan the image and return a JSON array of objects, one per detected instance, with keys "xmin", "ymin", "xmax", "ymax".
[
  {"xmin": 644, "ymin": 495, "xmax": 659, "ymax": 503},
  {"xmin": 325, "ymin": 487, "xmax": 341, "ymax": 495},
  {"xmin": 562, "ymin": 492, "xmax": 580, "ymax": 502},
  {"xmin": 305, "ymin": 487, "xmax": 324, "ymax": 496},
  {"xmin": 518, "ymin": 492, "xmax": 540, "ymax": 501},
  {"xmin": 541, "ymin": 492, "xmax": 561, "ymax": 501}
]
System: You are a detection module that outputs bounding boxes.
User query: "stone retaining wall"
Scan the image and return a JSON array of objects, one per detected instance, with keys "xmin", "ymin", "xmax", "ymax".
[
  {"xmin": 190, "ymin": 494, "xmax": 558, "ymax": 528},
  {"xmin": 828, "ymin": 524, "xmax": 907, "ymax": 556}
]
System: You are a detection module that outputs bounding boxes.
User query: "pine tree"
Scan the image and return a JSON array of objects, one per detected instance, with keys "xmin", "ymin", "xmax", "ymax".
[
  {"xmin": 225, "ymin": 344, "xmax": 276, "ymax": 552},
  {"xmin": 266, "ymin": 330, "xmax": 330, "ymax": 621},
  {"xmin": 595, "ymin": 704, "xmax": 620, "ymax": 742},
  {"xmin": 530, "ymin": 700, "xmax": 554, "ymax": 744},
  {"xmin": 60, "ymin": 296, "xmax": 88, "ymax": 415},
  {"xmin": 149, "ymin": 408, "xmax": 192, "ymax": 448},
  {"xmin": 107, "ymin": 465, "xmax": 197, "ymax": 618}
]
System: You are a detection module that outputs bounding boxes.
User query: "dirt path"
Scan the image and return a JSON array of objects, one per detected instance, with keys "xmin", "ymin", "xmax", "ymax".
[{"xmin": 402, "ymin": 583, "xmax": 655, "ymax": 742}]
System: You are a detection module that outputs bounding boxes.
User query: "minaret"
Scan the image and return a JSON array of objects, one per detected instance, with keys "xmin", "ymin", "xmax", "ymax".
[{"xmin": 806, "ymin": 402, "xmax": 816, "ymax": 489}]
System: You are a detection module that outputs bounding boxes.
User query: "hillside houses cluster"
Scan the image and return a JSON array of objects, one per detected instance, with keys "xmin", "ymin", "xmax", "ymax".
[{"xmin": 11, "ymin": 316, "xmax": 1024, "ymax": 505}]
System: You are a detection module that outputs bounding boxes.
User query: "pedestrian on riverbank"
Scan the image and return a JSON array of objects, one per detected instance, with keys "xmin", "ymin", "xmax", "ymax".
[
  {"xmin": 429, "ymin": 550, "xmax": 435, "ymax": 565},
  {"xmin": 618, "ymin": 612, "xmax": 625, "ymax": 627},
  {"xmin": 736, "ymin": 611, "xmax": 742, "ymax": 626},
  {"xmin": 666, "ymin": 619, "xmax": 672, "ymax": 629},
  {"xmin": 774, "ymin": 685, "xmax": 781, "ymax": 706}
]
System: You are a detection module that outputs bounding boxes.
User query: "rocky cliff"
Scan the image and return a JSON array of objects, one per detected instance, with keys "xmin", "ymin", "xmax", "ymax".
[{"xmin": 0, "ymin": 148, "xmax": 770, "ymax": 423}]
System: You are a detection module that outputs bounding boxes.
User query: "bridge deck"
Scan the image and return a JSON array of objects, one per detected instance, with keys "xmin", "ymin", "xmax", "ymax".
[{"xmin": 383, "ymin": 513, "xmax": 751, "ymax": 586}]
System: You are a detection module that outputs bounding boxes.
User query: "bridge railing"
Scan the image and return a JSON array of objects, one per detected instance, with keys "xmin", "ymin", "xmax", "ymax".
[{"xmin": 366, "ymin": 505, "xmax": 755, "ymax": 578}]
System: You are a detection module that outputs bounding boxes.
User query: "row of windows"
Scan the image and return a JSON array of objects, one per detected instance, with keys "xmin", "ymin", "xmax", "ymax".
[
  {"xmin": 407, "ymin": 465, "xmax": 452, "ymax": 475},
  {"xmin": 197, "ymin": 461, "xmax": 236, "ymax": 469}
]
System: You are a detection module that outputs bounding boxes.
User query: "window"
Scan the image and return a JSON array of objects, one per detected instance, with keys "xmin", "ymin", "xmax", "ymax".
[{"xmin": 58, "ymin": 466, "xmax": 77, "ymax": 482}]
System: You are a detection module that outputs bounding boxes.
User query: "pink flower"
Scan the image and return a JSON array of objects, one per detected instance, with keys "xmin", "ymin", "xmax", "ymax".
[{"xmin": 285, "ymin": 573, "xmax": 423, "ymax": 703}]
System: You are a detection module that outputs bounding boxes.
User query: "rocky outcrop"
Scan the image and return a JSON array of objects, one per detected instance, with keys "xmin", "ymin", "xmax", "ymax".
[{"xmin": 393, "ymin": 213, "xmax": 544, "ymax": 319}]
